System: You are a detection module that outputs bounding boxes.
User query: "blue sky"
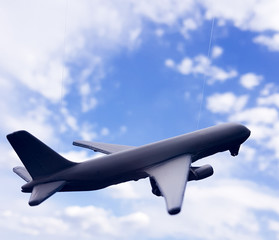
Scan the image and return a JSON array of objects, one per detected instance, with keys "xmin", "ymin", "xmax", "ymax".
[{"xmin": 1, "ymin": 0, "xmax": 279, "ymax": 239}]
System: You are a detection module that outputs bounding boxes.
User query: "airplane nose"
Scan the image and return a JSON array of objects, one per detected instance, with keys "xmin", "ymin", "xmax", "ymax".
[
  {"xmin": 238, "ymin": 124, "xmax": 251, "ymax": 142},
  {"xmin": 243, "ymin": 125, "xmax": 251, "ymax": 138},
  {"xmin": 229, "ymin": 123, "xmax": 251, "ymax": 142}
]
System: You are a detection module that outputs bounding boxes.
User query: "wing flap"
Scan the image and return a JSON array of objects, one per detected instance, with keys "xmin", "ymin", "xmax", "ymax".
[
  {"xmin": 73, "ymin": 141, "xmax": 135, "ymax": 154},
  {"xmin": 146, "ymin": 155, "xmax": 192, "ymax": 215},
  {"xmin": 29, "ymin": 181, "xmax": 66, "ymax": 206}
]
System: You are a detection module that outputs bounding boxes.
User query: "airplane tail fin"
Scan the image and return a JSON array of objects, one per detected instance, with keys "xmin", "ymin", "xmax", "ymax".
[{"xmin": 7, "ymin": 130, "xmax": 76, "ymax": 180}]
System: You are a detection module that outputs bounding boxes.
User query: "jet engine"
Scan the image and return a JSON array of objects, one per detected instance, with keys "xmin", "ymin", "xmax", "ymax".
[
  {"xmin": 188, "ymin": 164, "xmax": 214, "ymax": 181},
  {"xmin": 149, "ymin": 177, "xmax": 162, "ymax": 196}
]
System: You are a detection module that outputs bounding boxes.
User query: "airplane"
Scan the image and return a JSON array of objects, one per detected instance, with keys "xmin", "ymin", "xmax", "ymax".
[{"xmin": 7, "ymin": 122, "xmax": 250, "ymax": 215}]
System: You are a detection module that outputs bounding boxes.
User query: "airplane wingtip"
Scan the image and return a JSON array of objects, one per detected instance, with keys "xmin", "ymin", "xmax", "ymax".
[{"xmin": 168, "ymin": 207, "xmax": 181, "ymax": 215}]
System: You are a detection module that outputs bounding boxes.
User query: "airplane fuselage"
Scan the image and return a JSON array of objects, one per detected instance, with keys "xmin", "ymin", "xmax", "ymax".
[{"xmin": 22, "ymin": 123, "xmax": 250, "ymax": 193}]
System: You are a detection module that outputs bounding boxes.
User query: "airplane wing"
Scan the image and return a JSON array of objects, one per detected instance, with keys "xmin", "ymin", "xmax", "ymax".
[
  {"xmin": 29, "ymin": 181, "xmax": 66, "ymax": 206},
  {"xmin": 73, "ymin": 141, "xmax": 135, "ymax": 154},
  {"xmin": 145, "ymin": 154, "xmax": 192, "ymax": 215}
]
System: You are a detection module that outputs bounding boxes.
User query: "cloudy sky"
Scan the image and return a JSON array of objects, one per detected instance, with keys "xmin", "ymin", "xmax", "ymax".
[{"xmin": 1, "ymin": 0, "xmax": 279, "ymax": 239}]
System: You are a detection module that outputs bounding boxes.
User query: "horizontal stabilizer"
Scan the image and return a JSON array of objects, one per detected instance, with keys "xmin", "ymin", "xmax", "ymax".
[
  {"xmin": 29, "ymin": 181, "xmax": 66, "ymax": 206},
  {"xmin": 13, "ymin": 166, "xmax": 32, "ymax": 182},
  {"xmin": 73, "ymin": 141, "xmax": 135, "ymax": 154},
  {"xmin": 146, "ymin": 155, "xmax": 192, "ymax": 215}
]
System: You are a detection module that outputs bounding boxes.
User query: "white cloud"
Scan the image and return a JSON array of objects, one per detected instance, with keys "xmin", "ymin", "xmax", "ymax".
[
  {"xmin": 1, "ymin": 0, "xmax": 278, "ymax": 107},
  {"xmin": 260, "ymin": 83, "xmax": 277, "ymax": 96},
  {"xmin": 108, "ymin": 182, "xmax": 141, "ymax": 199},
  {"xmin": 174, "ymin": 55, "xmax": 237, "ymax": 83},
  {"xmin": 0, "ymin": 203, "xmax": 149, "ymax": 240},
  {"xmin": 0, "ymin": 0, "xmax": 150, "ymax": 160},
  {"xmin": 80, "ymin": 122, "xmax": 98, "ymax": 141},
  {"xmin": 0, "ymin": 210, "xmax": 70, "ymax": 237},
  {"xmin": 237, "ymin": 145, "xmax": 256, "ymax": 162},
  {"xmin": 269, "ymin": 220, "xmax": 279, "ymax": 233},
  {"xmin": 201, "ymin": 0, "xmax": 279, "ymax": 32},
  {"xmin": 229, "ymin": 107, "xmax": 278, "ymax": 125},
  {"xmin": 61, "ymin": 107, "xmax": 78, "ymax": 131},
  {"xmin": 79, "ymin": 82, "xmax": 98, "ymax": 112},
  {"xmin": 183, "ymin": 18, "xmax": 199, "ymax": 30},
  {"xmin": 244, "ymin": 123, "xmax": 274, "ymax": 142},
  {"xmin": 180, "ymin": 18, "xmax": 200, "ymax": 38},
  {"xmin": 81, "ymin": 97, "xmax": 98, "ymax": 113},
  {"xmin": 80, "ymin": 83, "xmax": 91, "ymax": 96},
  {"xmin": 134, "ymin": 0, "xmax": 197, "ymax": 25},
  {"xmin": 201, "ymin": 0, "xmax": 256, "ymax": 28},
  {"xmin": 129, "ymin": 28, "xmax": 142, "ymax": 45},
  {"xmin": 254, "ymin": 33, "xmax": 279, "ymax": 51},
  {"xmin": 165, "ymin": 58, "xmax": 175, "ymax": 68},
  {"xmin": 63, "ymin": 205, "xmax": 149, "ymax": 238},
  {"xmin": 177, "ymin": 58, "xmax": 193, "ymax": 74},
  {"xmin": 258, "ymin": 93, "xmax": 279, "ymax": 108},
  {"xmin": 211, "ymin": 45, "xmax": 223, "ymax": 59},
  {"xmin": 206, "ymin": 92, "xmax": 248, "ymax": 113},
  {"xmin": 268, "ymin": 135, "xmax": 279, "ymax": 159},
  {"xmin": 2, "ymin": 104, "xmax": 56, "ymax": 143},
  {"xmin": 61, "ymin": 150, "xmax": 102, "ymax": 163},
  {"xmin": 0, "ymin": 1, "xmax": 72, "ymax": 103},
  {"xmin": 240, "ymin": 73, "xmax": 263, "ymax": 89},
  {"xmin": 0, "ymin": 0, "xmax": 145, "ymax": 106}
]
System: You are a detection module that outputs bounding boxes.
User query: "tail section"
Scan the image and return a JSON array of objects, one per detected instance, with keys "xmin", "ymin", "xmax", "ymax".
[{"xmin": 7, "ymin": 130, "xmax": 76, "ymax": 180}]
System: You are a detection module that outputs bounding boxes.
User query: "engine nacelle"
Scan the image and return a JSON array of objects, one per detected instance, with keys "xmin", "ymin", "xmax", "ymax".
[
  {"xmin": 149, "ymin": 177, "xmax": 162, "ymax": 196},
  {"xmin": 188, "ymin": 164, "xmax": 214, "ymax": 181}
]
